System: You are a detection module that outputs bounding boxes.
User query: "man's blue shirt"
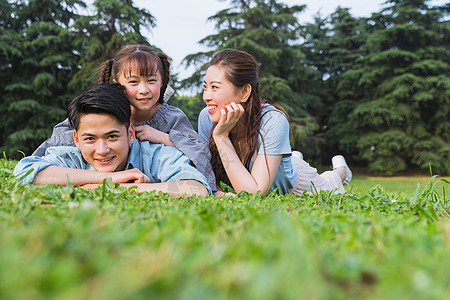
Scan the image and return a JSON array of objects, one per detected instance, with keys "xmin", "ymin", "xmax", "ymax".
[{"xmin": 14, "ymin": 139, "xmax": 212, "ymax": 194}]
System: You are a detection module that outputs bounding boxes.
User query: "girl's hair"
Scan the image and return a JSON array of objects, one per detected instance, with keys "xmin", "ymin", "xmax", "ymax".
[
  {"xmin": 98, "ymin": 44, "xmax": 170, "ymax": 104},
  {"xmin": 208, "ymin": 49, "xmax": 265, "ymax": 185}
]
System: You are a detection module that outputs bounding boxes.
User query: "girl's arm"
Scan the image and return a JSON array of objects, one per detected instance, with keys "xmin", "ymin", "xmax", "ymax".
[
  {"xmin": 138, "ymin": 104, "xmax": 216, "ymax": 192},
  {"xmin": 32, "ymin": 119, "xmax": 75, "ymax": 156},
  {"xmin": 160, "ymin": 105, "xmax": 217, "ymax": 192},
  {"xmin": 213, "ymin": 103, "xmax": 282, "ymax": 195}
]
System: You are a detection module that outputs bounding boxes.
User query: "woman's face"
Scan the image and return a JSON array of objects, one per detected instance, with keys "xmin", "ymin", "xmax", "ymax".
[
  {"xmin": 203, "ymin": 65, "xmax": 243, "ymax": 123},
  {"xmin": 117, "ymin": 70, "xmax": 162, "ymax": 113}
]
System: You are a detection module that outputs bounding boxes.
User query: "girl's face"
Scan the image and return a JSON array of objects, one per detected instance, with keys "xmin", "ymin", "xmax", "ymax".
[
  {"xmin": 203, "ymin": 65, "xmax": 243, "ymax": 123},
  {"xmin": 118, "ymin": 70, "xmax": 162, "ymax": 113}
]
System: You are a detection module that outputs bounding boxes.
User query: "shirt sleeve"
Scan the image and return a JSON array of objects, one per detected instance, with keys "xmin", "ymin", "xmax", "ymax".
[
  {"xmin": 32, "ymin": 119, "xmax": 75, "ymax": 156},
  {"xmin": 147, "ymin": 144, "xmax": 212, "ymax": 195},
  {"xmin": 258, "ymin": 109, "xmax": 292, "ymax": 155},
  {"xmin": 197, "ymin": 107, "xmax": 213, "ymax": 143},
  {"xmin": 13, "ymin": 146, "xmax": 87, "ymax": 184},
  {"xmin": 144, "ymin": 105, "xmax": 216, "ymax": 192}
]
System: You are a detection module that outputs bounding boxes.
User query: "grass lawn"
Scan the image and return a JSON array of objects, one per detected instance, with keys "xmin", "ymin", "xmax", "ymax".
[
  {"xmin": 349, "ymin": 172, "xmax": 450, "ymax": 195},
  {"xmin": 1, "ymin": 158, "xmax": 449, "ymax": 299}
]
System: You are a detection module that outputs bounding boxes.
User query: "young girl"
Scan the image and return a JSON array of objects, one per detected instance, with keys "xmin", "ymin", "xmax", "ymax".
[
  {"xmin": 198, "ymin": 49, "xmax": 351, "ymax": 196},
  {"xmin": 33, "ymin": 44, "xmax": 216, "ymax": 191}
]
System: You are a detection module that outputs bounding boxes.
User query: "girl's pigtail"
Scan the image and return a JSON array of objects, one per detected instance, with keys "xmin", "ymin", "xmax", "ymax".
[
  {"xmin": 157, "ymin": 52, "xmax": 171, "ymax": 103},
  {"xmin": 98, "ymin": 59, "xmax": 114, "ymax": 83}
]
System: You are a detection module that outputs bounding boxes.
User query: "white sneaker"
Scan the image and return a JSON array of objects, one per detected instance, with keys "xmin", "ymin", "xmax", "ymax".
[
  {"xmin": 292, "ymin": 151, "xmax": 303, "ymax": 160},
  {"xmin": 332, "ymin": 155, "xmax": 352, "ymax": 185}
]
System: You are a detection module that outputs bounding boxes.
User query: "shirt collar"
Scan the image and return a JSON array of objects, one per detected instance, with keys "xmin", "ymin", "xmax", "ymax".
[{"xmin": 126, "ymin": 139, "xmax": 141, "ymax": 170}]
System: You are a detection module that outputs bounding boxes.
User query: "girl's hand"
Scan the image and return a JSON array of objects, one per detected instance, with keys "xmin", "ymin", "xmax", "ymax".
[
  {"xmin": 213, "ymin": 102, "xmax": 245, "ymax": 138},
  {"xmin": 135, "ymin": 125, "xmax": 175, "ymax": 147},
  {"xmin": 135, "ymin": 125, "xmax": 160, "ymax": 142}
]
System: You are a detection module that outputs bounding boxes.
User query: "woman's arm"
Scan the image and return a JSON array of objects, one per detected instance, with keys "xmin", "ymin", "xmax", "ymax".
[
  {"xmin": 214, "ymin": 135, "xmax": 281, "ymax": 195},
  {"xmin": 213, "ymin": 103, "xmax": 282, "ymax": 195}
]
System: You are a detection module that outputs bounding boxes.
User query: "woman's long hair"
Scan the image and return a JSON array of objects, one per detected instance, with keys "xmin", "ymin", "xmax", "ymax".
[
  {"xmin": 208, "ymin": 49, "xmax": 265, "ymax": 185},
  {"xmin": 98, "ymin": 44, "xmax": 170, "ymax": 104}
]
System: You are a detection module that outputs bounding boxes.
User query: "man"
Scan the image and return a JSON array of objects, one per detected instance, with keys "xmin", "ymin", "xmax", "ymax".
[{"xmin": 13, "ymin": 83, "xmax": 211, "ymax": 197}]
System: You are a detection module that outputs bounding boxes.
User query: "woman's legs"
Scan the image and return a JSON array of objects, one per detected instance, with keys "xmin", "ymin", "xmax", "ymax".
[
  {"xmin": 334, "ymin": 167, "xmax": 347, "ymax": 181},
  {"xmin": 331, "ymin": 155, "xmax": 352, "ymax": 185},
  {"xmin": 290, "ymin": 152, "xmax": 351, "ymax": 196}
]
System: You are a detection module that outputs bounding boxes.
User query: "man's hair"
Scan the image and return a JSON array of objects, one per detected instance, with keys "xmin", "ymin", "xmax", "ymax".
[{"xmin": 68, "ymin": 83, "xmax": 131, "ymax": 131}]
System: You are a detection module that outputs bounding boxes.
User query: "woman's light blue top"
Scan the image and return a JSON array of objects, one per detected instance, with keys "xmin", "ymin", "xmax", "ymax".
[{"xmin": 198, "ymin": 104, "xmax": 297, "ymax": 194}]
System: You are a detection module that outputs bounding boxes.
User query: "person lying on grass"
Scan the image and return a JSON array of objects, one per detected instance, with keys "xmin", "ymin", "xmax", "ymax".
[
  {"xmin": 13, "ymin": 83, "xmax": 211, "ymax": 197},
  {"xmin": 199, "ymin": 49, "xmax": 352, "ymax": 196},
  {"xmin": 32, "ymin": 44, "xmax": 216, "ymax": 193}
]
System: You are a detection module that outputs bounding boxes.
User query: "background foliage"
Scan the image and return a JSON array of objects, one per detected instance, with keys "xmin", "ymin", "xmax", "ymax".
[{"xmin": 0, "ymin": 0, "xmax": 448, "ymax": 175}]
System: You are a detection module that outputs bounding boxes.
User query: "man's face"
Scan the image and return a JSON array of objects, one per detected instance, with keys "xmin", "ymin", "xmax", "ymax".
[{"xmin": 73, "ymin": 113, "xmax": 135, "ymax": 172}]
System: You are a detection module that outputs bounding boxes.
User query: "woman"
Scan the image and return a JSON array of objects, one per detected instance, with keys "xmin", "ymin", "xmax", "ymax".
[{"xmin": 198, "ymin": 49, "xmax": 351, "ymax": 196}]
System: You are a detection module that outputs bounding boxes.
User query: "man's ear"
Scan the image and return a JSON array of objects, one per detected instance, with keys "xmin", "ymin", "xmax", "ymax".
[
  {"xmin": 240, "ymin": 84, "xmax": 252, "ymax": 103},
  {"xmin": 128, "ymin": 123, "xmax": 135, "ymax": 144},
  {"xmin": 73, "ymin": 130, "xmax": 81, "ymax": 149}
]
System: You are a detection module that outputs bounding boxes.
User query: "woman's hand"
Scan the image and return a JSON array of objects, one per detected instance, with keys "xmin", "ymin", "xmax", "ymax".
[{"xmin": 212, "ymin": 102, "xmax": 245, "ymax": 138}]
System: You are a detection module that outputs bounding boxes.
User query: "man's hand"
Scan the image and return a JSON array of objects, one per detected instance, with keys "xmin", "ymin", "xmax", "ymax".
[{"xmin": 109, "ymin": 168, "xmax": 151, "ymax": 183}]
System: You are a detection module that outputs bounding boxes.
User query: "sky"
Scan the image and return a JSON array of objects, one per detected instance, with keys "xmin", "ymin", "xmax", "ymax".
[
  {"xmin": 132, "ymin": 0, "xmax": 445, "ymax": 90},
  {"xmin": 133, "ymin": 0, "xmax": 385, "ymax": 80}
]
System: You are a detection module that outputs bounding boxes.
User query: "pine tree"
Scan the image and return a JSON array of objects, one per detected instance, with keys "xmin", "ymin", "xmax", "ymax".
[
  {"xmin": 328, "ymin": 0, "xmax": 450, "ymax": 175},
  {"xmin": 302, "ymin": 8, "xmax": 368, "ymax": 162},
  {"xmin": 183, "ymin": 0, "xmax": 325, "ymax": 159},
  {"xmin": 0, "ymin": 0, "xmax": 84, "ymax": 158},
  {"xmin": 69, "ymin": 0, "xmax": 157, "ymax": 91},
  {"xmin": 0, "ymin": 1, "xmax": 21, "ymax": 149},
  {"xmin": 0, "ymin": 0, "xmax": 159, "ymax": 158}
]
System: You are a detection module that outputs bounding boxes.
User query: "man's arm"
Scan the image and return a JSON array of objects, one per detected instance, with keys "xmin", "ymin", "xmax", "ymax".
[
  {"xmin": 13, "ymin": 148, "xmax": 150, "ymax": 186},
  {"xmin": 142, "ymin": 143, "xmax": 213, "ymax": 195},
  {"xmin": 81, "ymin": 180, "xmax": 208, "ymax": 197},
  {"xmin": 33, "ymin": 166, "xmax": 150, "ymax": 186}
]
